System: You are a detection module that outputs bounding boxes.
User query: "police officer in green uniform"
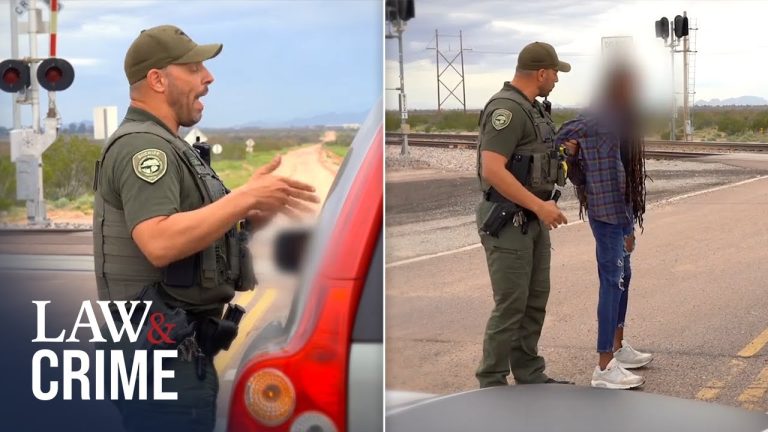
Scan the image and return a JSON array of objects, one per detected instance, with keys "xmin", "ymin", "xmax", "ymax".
[
  {"xmin": 475, "ymin": 42, "xmax": 572, "ymax": 388},
  {"xmin": 92, "ymin": 25, "xmax": 319, "ymax": 431}
]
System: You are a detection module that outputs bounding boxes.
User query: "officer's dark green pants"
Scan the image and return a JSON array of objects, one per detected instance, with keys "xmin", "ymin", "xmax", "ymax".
[
  {"xmin": 98, "ymin": 321, "xmax": 219, "ymax": 432},
  {"xmin": 476, "ymin": 201, "xmax": 551, "ymax": 387}
]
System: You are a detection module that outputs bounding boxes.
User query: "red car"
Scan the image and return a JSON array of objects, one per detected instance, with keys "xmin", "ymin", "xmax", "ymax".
[{"xmin": 225, "ymin": 102, "xmax": 383, "ymax": 432}]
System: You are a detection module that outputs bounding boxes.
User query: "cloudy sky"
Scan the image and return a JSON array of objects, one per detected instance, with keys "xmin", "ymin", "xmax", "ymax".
[
  {"xmin": 385, "ymin": 0, "xmax": 768, "ymax": 111},
  {"xmin": 0, "ymin": 0, "xmax": 382, "ymax": 129}
]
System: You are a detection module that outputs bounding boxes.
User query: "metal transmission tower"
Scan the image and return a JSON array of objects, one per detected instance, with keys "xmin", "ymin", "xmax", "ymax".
[
  {"xmin": 428, "ymin": 30, "xmax": 469, "ymax": 112},
  {"xmin": 385, "ymin": 0, "xmax": 415, "ymax": 156}
]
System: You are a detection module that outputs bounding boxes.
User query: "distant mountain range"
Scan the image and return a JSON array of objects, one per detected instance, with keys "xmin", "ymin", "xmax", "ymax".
[
  {"xmin": 2, "ymin": 112, "xmax": 369, "ymax": 133},
  {"xmin": 233, "ymin": 111, "xmax": 369, "ymax": 129},
  {"xmin": 695, "ymin": 96, "xmax": 768, "ymax": 106}
]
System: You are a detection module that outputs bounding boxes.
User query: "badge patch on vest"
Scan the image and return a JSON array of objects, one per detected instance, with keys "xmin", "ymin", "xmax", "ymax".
[
  {"xmin": 491, "ymin": 109, "xmax": 513, "ymax": 130},
  {"xmin": 132, "ymin": 149, "xmax": 167, "ymax": 183}
]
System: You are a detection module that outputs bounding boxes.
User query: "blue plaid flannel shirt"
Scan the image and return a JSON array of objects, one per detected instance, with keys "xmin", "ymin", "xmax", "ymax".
[{"xmin": 555, "ymin": 113, "xmax": 632, "ymax": 225}]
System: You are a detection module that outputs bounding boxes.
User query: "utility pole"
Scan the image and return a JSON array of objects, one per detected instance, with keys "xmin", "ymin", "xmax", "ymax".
[
  {"xmin": 385, "ymin": 0, "xmax": 414, "ymax": 156},
  {"xmin": 669, "ymin": 30, "xmax": 677, "ymax": 141},
  {"xmin": 655, "ymin": 13, "xmax": 690, "ymax": 141},
  {"xmin": 10, "ymin": 0, "xmax": 21, "ymax": 128},
  {"xmin": 681, "ymin": 11, "xmax": 693, "ymax": 142},
  {"xmin": 395, "ymin": 20, "xmax": 409, "ymax": 155},
  {"xmin": 682, "ymin": 12, "xmax": 689, "ymax": 141},
  {"xmin": 27, "ymin": 0, "xmax": 46, "ymax": 222}
]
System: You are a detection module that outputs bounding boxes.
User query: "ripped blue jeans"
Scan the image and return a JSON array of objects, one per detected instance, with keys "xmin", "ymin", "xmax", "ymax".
[{"xmin": 589, "ymin": 217, "xmax": 634, "ymax": 353}]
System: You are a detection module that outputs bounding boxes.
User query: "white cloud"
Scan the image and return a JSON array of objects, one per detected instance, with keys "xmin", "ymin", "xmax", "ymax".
[
  {"xmin": 388, "ymin": 0, "xmax": 768, "ymax": 110},
  {"xmin": 65, "ymin": 57, "xmax": 104, "ymax": 67}
]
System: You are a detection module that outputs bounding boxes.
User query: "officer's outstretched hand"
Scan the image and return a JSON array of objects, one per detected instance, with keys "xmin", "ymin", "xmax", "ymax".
[
  {"xmin": 535, "ymin": 200, "xmax": 568, "ymax": 230},
  {"xmin": 238, "ymin": 156, "xmax": 320, "ymax": 219}
]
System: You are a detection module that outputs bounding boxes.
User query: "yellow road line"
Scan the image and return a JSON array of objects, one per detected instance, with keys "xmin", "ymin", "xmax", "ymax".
[
  {"xmin": 737, "ymin": 366, "xmax": 768, "ymax": 410},
  {"xmin": 238, "ymin": 288, "xmax": 279, "ymax": 338},
  {"xmin": 232, "ymin": 288, "xmax": 258, "ymax": 307},
  {"xmin": 214, "ymin": 288, "xmax": 278, "ymax": 371},
  {"xmin": 695, "ymin": 326, "xmax": 768, "ymax": 403},
  {"xmin": 696, "ymin": 358, "xmax": 747, "ymax": 401},
  {"xmin": 738, "ymin": 327, "xmax": 768, "ymax": 358}
]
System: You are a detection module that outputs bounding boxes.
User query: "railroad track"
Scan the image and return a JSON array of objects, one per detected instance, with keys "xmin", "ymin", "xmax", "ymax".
[
  {"xmin": 0, "ymin": 227, "xmax": 92, "ymax": 234},
  {"xmin": 0, "ymin": 228, "xmax": 93, "ymax": 256},
  {"xmin": 386, "ymin": 132, "xmax": 768, "ymax": 155}
]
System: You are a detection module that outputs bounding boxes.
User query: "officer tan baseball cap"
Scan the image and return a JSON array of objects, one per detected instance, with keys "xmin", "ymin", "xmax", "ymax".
[
  {"xmin": 517, "ymin": 41, "xmax": 571, "ymax": 73},
  {"xmin": 124, "ymin": 25, "xmax": 222, "ymax": 85}
]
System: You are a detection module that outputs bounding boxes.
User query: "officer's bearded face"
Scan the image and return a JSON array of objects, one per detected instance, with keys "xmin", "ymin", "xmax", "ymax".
[
  {"xmin": 538, "ymin": 69, "xmax": 558, "ymax": 98},
  {"xmin": 164, "ymin": 63, "xmax": 213, "ymax": 127}
]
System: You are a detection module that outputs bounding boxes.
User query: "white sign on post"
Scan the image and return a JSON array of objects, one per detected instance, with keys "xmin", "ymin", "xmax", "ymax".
[
  {"xmin": 93, "ymin": 106, "xmax": 118, "ymax": 141},
  {"xmin": 10, "ymin": 128, "xmax": 42, "ymax": 162},
  {"xmin": 601, "ymin": 36, "xmax": 634, "ymax": 60},
  {"xmin": 15, "ymin": 155, "xmax": 39, "ymax": 200}
]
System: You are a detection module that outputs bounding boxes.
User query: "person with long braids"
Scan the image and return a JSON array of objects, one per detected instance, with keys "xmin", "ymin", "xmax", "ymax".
[{"xmin": 555, "ymin": 65, "xmax": 652, "ymax": 390}]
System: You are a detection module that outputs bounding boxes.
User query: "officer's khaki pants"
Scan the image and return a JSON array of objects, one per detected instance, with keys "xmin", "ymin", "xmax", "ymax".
[{"xmin": 476, "ymin": 209, "xmax": 551, "ymax": 387}]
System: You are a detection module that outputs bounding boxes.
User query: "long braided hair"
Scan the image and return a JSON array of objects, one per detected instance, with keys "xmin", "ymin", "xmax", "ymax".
[
  {"xmin": 607, "ymin": 67, "xmax": 648, "ymax": 230},
  {"xmin": 624, "ymin": 111, "xmax": 647, "ymax": 230}
]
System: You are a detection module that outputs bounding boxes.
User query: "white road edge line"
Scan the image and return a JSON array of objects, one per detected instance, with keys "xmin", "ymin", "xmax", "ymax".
[
  {"xmin": 386, "ymin": 175, "xmax": 768, "ymax": 269},
  {"xmin": 646, "ymin": 174, "xmax": 768, "ymax": 208}
]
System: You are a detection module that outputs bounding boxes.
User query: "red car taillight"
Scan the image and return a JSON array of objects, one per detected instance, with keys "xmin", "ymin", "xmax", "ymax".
[{"xmin": 228, "ymin": 127, "xmax": 383, "ymax": 432}]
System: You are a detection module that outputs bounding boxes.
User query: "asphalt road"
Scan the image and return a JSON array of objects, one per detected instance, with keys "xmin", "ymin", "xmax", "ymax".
[
  {"xmin": 386, "ymin": 156, "xmax": 768, "ymax": 264},
  {"xmin": 385, "ymin": 156, "xmax": 768, "ymax": 414}
]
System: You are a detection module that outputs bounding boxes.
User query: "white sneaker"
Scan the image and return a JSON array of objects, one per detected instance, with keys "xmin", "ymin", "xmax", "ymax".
[
  {"xmin": 614, "ymin": 340, "xmax": 654, "ymax": 369},
  {"xmin": 591, "ymin": 358, "xmax": 645, "ymax": 389}
]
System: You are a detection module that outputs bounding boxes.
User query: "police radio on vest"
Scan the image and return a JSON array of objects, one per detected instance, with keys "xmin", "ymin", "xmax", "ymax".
[{"xmin": 31, "ymin": 300, "xmax": 179, "ymax": 401}]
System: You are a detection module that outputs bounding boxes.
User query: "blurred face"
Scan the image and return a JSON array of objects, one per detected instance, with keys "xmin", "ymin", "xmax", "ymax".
[
  {"xmin": 611, "ymin": 72, "xmax": 636, "ymax": 109},
  {"xmin": 537, "ymin": 68, "xmax": 559, "ymax": 97},
  {"xmin": 163, "ymin": 62, "xmax": 214, "ymax": 127}
]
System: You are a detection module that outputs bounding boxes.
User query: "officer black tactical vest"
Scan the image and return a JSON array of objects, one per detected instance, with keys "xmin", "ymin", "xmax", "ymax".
[
  {"xmin": 93, "ymin": 121, "xmax": 248, "ymax": 308},
  {"xmin": 477, "ymin": 86, "xmax": 562, "ymax": 200}
]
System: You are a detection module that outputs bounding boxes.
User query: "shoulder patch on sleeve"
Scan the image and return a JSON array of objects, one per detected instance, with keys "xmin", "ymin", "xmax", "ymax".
[
  {"xmin": 491, "ymin": 108, "xmax": 513, "ymax": 130},
  {"xmin": 132, "ymin": 149, "xmax": 168, "ymax": 183}
]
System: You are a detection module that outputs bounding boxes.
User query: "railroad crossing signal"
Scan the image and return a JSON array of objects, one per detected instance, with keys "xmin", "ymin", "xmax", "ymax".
[
  {"xmin": 386, "ymin": 0, "xmax": 415, "ymax": 22},
  {"xmin": 0, "ymin": 59, "xmax": 31, "ymax": 93},
  {"xmin": 385, "ymin": 0, "xmax": 415, "ymax": 156},
  {"xmin": 673, "ymin": 14, "xmax": 689, "ymax": 39},
  {"xmin": 37, "ymin": 57, "xmax": 74, "ymax": 91},
  {"xmin": 654, "ymin": 11, "xmax": 696, "ymax": 142},
  {"xmin": 0, "ymin": 57, "xmax": 74, "ymax": 93},
  {"xmin": 655, "ymin": 17, "xmax": 670, "ymax": 40},
  {"xmin": 656, "ymin": 15, "xmax": 688, "ymax": 40},
  {"xmin": 8, "ymin": 0, "xmax": 71, "ymax": 225}
]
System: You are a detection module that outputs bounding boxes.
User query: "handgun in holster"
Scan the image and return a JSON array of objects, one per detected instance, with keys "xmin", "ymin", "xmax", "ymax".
[
  {"xmin": 480, "ymin": 201, "xmax": 521, "ymax": 238},
  {"xmin": 197, "ymin": 303, "xmax": 246, "ymax": 358},
  {"xmin": 481, "ymin": 154, "xmax": 533, "ymax": 237}
]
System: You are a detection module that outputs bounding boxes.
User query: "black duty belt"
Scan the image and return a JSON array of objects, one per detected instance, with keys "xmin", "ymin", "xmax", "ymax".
[{"xmin": 483, "ymin": 188, "xmax": 539, "ymax": 221}]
